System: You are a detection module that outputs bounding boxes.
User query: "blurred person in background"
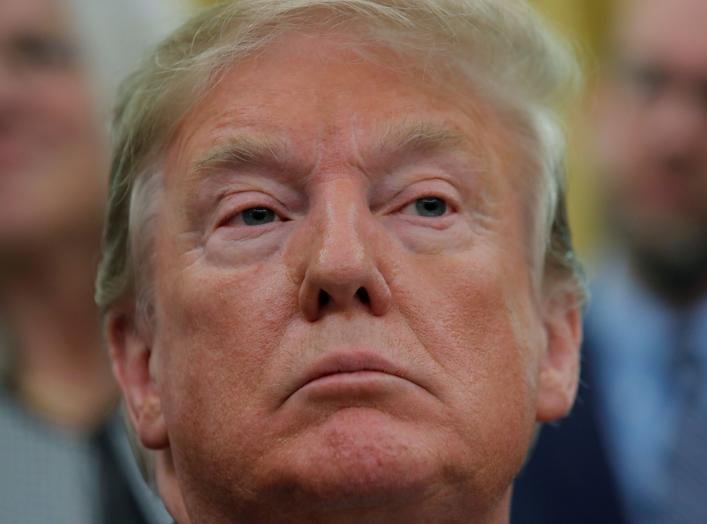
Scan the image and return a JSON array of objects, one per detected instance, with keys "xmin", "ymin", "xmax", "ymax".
[
  {"xmin": 513, "ymin": 0, "xmax": 707, "ymax": 523},
  {"xmin": 0, "ymin": 0, "xmax": 185, "ymax": 522}
]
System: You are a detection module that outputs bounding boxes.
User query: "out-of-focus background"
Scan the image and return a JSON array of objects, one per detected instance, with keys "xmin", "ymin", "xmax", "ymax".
[
  {"xmin": 531, "ymin": 0, "xmax": 612, "ymax": 264},
  {"xmin": 0, "ymin": 2, "xmax": 192, "ymax": 523},
  {"xmin": 518, "ymin": 2, "xmax": 707, "ymax": 524}
]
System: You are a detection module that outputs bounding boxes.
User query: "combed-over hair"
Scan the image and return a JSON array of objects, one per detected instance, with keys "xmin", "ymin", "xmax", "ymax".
[{"xmin": 96, "ymin": 0, "xmax": 585, "ymax": 321}]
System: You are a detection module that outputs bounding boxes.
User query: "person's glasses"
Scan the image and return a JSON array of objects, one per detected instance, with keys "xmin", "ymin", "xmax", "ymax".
[
  {"xmin": 614, "ymin": 58, "xmax": 707, "ymax": 118},
  {"xmin": 0, "ymin": 33, "xmax": 79, "ymax": 78}
]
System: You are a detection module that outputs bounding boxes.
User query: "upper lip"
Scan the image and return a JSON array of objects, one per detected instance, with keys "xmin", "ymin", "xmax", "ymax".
[{"xmin": 283, "ymin": 350, "xmax": 421, "ymax": 403}]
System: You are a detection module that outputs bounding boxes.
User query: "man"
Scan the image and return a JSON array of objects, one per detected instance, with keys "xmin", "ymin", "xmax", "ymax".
[
  {"xmin": 95, "ymin": 1, "xmax": 585, "ymax": 522},
  {"xmin": 513, "ymin": 0, "xmax": 707, "ymax": 523}
]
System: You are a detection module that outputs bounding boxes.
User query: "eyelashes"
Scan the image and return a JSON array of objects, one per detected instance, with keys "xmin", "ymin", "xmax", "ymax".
[
  {"xmin": 215, "ymin": 194, "xmax": 289, "ymax": 230},
  {"xmin": 221, "ymin": 195, "xmax": 454, "ymax": 231}
]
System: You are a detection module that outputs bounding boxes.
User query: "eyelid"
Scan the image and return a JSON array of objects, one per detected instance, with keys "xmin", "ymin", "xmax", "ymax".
[
  {"xmin": 219, "ymin": 205, "xmax": 286, "ymax": 229},
  {"xmin": 377, "ymin": 177, "xmax": 461, "ymax": 211},
  {"xmin": 213, "ymin": 192, "xmax": 289, "ymax": 229},
  {"xmin": 390, "ymin": 186, "xmax": 460, "ymax": 216}
]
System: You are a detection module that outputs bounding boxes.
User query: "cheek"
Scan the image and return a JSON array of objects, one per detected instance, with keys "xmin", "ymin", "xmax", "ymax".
[
  {"xmin": 27, "ymin": 73, "xmax": 102, "ymax": 152},
  {"xmin": 26, "ymin": 78, "xmax": 106, "ymax": 205},
  {"xmin": 408, "ymin": 251, "xmax": 539, "ymax": 391},
  {"xmin": 0, "ymin": 74, "xmax": 107, "ymax": 242},
  {"xmin": 393, "ymin": 244, "xmax": 541, "ymax": 474},
  {"xmin": 153, "ymin": 258, "xmax": 298, "ymax": 477},
  {"xmin": 604, "ymin": 100, "xmax": 647, "ymax": 170}
]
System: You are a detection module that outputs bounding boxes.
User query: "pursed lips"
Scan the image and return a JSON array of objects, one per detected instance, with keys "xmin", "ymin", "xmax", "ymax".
[{"xmin": 282, "ymin": 350, "xmax": 430, "ymax": 404}]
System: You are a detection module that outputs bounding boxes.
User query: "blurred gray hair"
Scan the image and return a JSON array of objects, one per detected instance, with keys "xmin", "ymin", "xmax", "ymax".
[{"xmin": 96, "ymin": 0, "xmax": 586, "ymax": 324}]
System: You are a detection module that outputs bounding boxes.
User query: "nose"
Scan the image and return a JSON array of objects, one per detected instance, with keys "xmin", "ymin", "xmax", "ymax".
[
  {"xmin": 297, "ymin": 179, "xmax": 392, "ymax": 322},
  {"xmin": 648, "ymin": 91, "xmax": 706, "ymax": 165}
]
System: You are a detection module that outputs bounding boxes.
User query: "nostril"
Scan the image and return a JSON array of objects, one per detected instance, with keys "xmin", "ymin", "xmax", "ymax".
[
  {"xmin": 318, "ymin": 290, "xmax": 331, "ymax": 308},
  {"xmin": 355, "ymin": 287, "xmax": 370, "ymax": 305}
]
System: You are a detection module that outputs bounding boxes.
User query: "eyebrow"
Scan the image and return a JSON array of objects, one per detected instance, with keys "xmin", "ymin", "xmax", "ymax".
[
  {"xmin": 190, "ymin": 120, "xmax": 477, "ymax": 186},
  {"xmin": 355, "ymin": 120, "xmax": 486, "ymax": 177},
  {"xmin": 192, "ymin": 133, "xmax": 294, "ymax": 175},
  {"xmin": 371, "ymin": 121, "xmax": 467, "ymax": 159}
]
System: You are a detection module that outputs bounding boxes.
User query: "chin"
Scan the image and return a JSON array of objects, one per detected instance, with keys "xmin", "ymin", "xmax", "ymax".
[
  {"xmin": 177, "ymin": 406, "xmax": 511, "ymax": 522},
  {"xmin": 258, "ymin": 407, "xmax": 445, "ymax": 510}
]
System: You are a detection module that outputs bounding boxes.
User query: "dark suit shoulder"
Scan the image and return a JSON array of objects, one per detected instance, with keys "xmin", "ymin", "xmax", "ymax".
[{"xmin": 511, "ymin": 336, "xmax": 628, "ymax": 524}]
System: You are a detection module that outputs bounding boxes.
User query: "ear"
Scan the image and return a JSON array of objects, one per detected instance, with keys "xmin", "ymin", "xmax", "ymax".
[
  {"xmin": 535, "ymin": 287, "xmax": 583, "ymax": 423},
  {"xmin": 105, "ymin": 308, "xmax": 169, "ymax": 449}
]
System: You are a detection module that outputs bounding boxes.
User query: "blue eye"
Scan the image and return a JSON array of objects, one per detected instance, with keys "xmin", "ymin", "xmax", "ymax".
[
  {"xmin": 242, "ymin": 207, "xmax": 277, "ymax": 226},
  {"xmin": 414, "ymin": 197, "xmax": 447, "ymax": 217}
]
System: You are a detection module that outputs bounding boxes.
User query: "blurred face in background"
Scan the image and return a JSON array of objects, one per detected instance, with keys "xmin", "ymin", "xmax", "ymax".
[
  {"xmin": 596, "ymin": 0, "xmax": 707, "ymax": 281},
  {"xmin": 0, "ymin": 0, "xmax": 107, "ymax": 259}
]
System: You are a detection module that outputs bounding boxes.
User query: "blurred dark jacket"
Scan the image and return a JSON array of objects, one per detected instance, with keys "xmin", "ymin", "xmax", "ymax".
[{"xmin": 511, "ymin": 329, "xmax": 628, "ymax": 524}]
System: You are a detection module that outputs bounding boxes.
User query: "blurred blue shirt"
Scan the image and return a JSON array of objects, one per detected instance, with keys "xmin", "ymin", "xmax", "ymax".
[
  {"xmin": 0, "ymin": 389, "xmax": 172, "ymax": 524},
  {"xmin": 587, "ymin": 257, "xmax": 707, "ymax": 524}
]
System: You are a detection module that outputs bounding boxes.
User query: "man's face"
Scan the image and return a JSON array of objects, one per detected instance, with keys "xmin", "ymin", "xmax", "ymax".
[
  {"xmin": 596, "ymin": 0, "xmax": 707, "ymax": 270},
  {"xmin": 0, "ymin": 0, "xmax": 106, "ymax": 257},
  {"xmin": 124, "ymin": 30, "xmax": 578, "ymax": 522}
]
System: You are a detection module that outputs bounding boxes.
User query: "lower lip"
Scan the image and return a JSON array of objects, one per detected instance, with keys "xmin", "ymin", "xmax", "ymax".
[{"xmin": 296, "ymin": 371, "xmax": 411, "ymax": 401}]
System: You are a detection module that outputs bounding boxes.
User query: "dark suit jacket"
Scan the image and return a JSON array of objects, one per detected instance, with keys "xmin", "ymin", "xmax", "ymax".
[{"xmin": 511, "ymin": 333, "xmax": 629, "ymax": 524}]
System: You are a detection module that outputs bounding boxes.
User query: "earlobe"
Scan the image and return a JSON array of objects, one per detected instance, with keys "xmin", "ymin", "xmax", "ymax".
[
  {"xmin": 106, "ymin": 310, "xmax": 169, "ymax": 449},
  {"xmin": 535, "ymin": 291, "xmax": 583, "ymax": 423}
]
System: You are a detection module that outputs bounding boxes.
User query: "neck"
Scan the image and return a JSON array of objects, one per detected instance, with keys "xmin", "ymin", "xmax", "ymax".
[{"xmin": 0, "ymin": 239, "xmax": 117, "ymax": 432}]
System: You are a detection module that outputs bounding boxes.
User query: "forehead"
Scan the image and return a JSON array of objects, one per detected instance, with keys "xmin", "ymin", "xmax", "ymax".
[
  {"xmin": 618, "ymin": 0, "xmax": 707, "ymax": 69},
  {"xmin": 166, "ymin": 29, "xmax": 513, "ymax": 185},
  {"xmin": 0, "ymin": 0, "xmax": 69, "ymax": 38}
]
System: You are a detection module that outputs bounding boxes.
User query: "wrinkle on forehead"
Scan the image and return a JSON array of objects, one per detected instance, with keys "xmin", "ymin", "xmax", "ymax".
[
  {"xmin": 180, "ymin": 115, "xmax": 495, "ymax": 197},
  {"xmin": 167, "ymin": 27, "xmax": 496, "ymax": 155},
  {"xmin": 349, "ymin": 118, "xmax": 478, "ymax": 171},
  {"xmin": 617, "ymin": 0, "xmax": 707, "ymax": 59},
  {"xmin": 160, "ymin": 25, "xmax": 523, "ymax": 234}
]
